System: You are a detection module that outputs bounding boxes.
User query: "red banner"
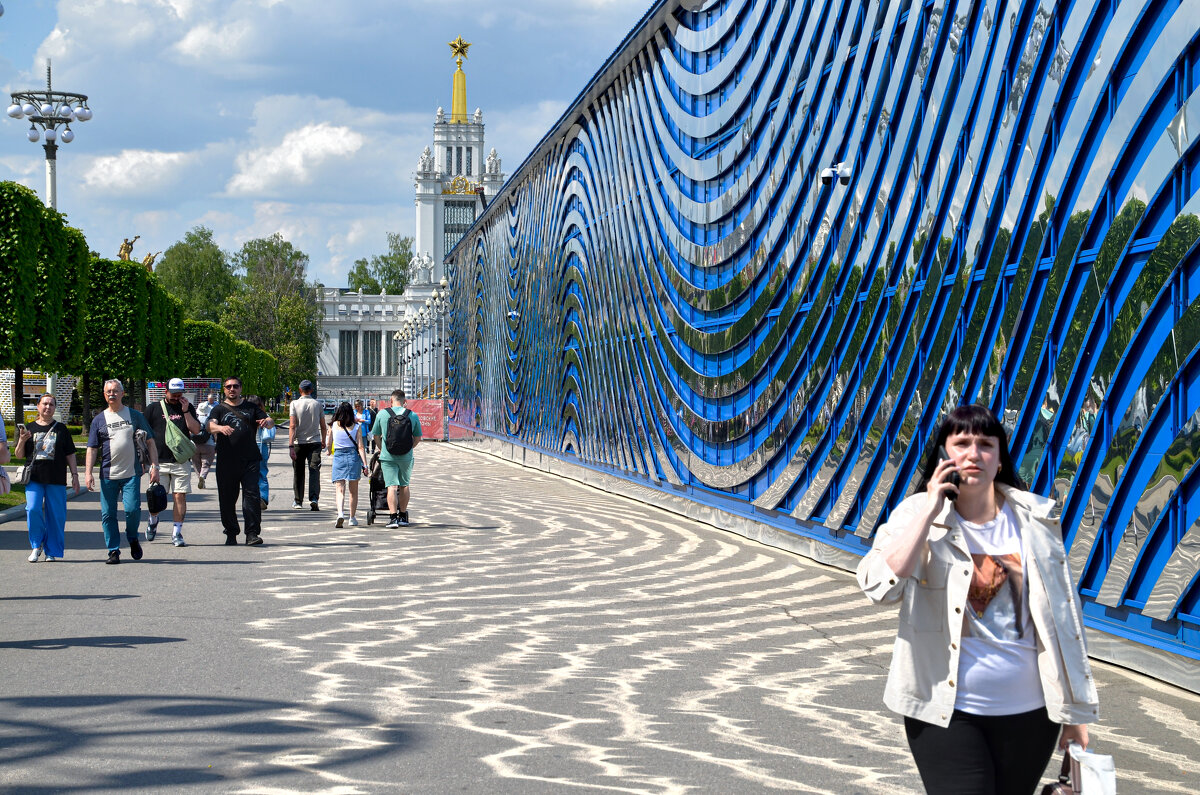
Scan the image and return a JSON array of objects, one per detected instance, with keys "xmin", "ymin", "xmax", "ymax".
[{"xmin": 407, "ymin": 400, "xmax": 444, "ymax": 440}]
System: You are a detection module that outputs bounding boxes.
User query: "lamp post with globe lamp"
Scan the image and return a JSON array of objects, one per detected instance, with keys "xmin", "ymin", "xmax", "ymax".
[{"xmin": 7, "ymin": 60, "xmax": 93, "ymax": 210}]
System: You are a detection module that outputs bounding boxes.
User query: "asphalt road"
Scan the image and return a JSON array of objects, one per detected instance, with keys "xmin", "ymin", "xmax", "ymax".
[{"xmin": 1, "ymin": 443, "xmax": 1197, "ymax": 793}]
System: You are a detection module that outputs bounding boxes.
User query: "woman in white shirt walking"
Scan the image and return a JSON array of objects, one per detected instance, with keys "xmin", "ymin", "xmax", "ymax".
[
  {"xmin": 328, "ymin": 402, "xmax": 368, "ymax": 527},
  {"xmin": 857, "ymin": 404, "xmax": 1098, "ymax": 793}
]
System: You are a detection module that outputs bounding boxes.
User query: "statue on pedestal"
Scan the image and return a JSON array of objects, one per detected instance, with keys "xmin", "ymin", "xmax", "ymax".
[{"xmin": 142, "ymin": 251, "xmax": 161, "ymax": 271}]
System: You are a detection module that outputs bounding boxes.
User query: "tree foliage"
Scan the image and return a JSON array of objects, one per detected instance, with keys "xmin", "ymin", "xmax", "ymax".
[
  {"xmin": 221, "ymin": 233, "xmax": 322, "ymax": 388},
  {"xmin": 0, "ymin": 182, "xmax": 42, "ymax": 368},
  {"xmin": 0, "ymin": 181, "xmax": 282, "ymax": 407},
  {"xmin": 347, "ymin": 258, "xmax": 381, "ymax": 293},
  {"xmin": 82, "ymin": 258, "xmax": 150, "ymax": 381},
  {"xmin": 349, "ymin": 232, "xmax": 413, "ymax": 294},
  {"xmin": 155, "ymin": 226, "xmax": 238, "ymax": 323}
]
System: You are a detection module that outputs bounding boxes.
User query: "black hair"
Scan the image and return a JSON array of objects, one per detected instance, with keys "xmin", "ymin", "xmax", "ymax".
[
  {"xmin": 391, "ymin": 388, "xmax": 405, "ymax": 402},
  {"xmin": 333, "ymin": 401, "xmax": 356, "ymax": 428},
  {"xmin": 913, "ymin": 404, "xmax": 1027, "ymax": 494}
]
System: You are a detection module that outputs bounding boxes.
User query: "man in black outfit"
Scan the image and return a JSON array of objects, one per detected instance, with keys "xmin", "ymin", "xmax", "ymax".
[{"xmin": 206, "ymin": 376, "xmax": 275, "ymax": 545}]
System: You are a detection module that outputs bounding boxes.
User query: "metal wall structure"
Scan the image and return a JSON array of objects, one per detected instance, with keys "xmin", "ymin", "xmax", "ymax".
[{"xmin": 447, "ymin": 0, "xmax": 1200, "ymax": 680}]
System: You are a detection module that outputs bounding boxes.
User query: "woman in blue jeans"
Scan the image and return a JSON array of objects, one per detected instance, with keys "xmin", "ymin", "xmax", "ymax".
[
  {"xmin": 16, "ymin": 394, "xmax": 80, "ymax": 562},
  {"xmin": 248, "ymin": 396, "xmax": 275, "ymax": 508},
  {"xmin": 328, "ymin": 402, "xmax": 367, "ymax": 528}
]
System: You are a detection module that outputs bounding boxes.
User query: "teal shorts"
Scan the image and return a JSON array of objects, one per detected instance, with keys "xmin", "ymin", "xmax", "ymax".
[{"xmin": 380, "ymin": 455, "xmax": 414, "ymax": 488}]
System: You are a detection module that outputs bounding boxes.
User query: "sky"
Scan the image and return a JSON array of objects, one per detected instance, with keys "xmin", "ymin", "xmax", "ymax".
[{"xmin": 0, "ymin": 0, "xmax": 650, "ymax": 286}]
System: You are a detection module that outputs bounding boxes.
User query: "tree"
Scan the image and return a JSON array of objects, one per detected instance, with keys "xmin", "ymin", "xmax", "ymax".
[
  {"xmin": 347, "ymin": 258, "xmax": 381, "ymax": 293},
  {"xmin": 221, "ymin": 234, "xmax": 322, "ymax": 388},
  {"xmin": 0, "ymin": 182, "xmax": 42, "ymax": 421},
  {"xmin": 350, "ymin": 233, "xmax": 413, "ymax": 293},
  {"xmin": 156, "ymin": 226, "xmax": 238, "ymax": 323}
]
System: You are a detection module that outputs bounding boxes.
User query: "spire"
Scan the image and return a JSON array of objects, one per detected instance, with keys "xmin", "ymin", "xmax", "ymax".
[{"xmin": 448, "ymin": 36, "xmax": 471, "ymax": 124}]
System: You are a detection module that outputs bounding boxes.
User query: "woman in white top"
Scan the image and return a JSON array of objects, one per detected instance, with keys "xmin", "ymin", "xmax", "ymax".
[
  {"xmin": 857, "ymin": 404, "xmax": 1098, "ymax": 793},
  {"xmin": 328, "ymin": 402, "xmax": 368, "ymax": 528}
]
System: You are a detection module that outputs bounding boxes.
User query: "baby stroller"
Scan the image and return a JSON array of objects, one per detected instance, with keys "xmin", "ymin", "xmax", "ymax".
[{"xmin": 366, "ymin": 451, "xmax": 389, "ymax": 525}]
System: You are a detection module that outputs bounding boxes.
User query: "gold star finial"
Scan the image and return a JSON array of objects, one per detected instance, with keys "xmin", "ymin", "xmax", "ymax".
[{"xmin": 449, "ymin": 36, "xmax": 472, "ymax": 60}]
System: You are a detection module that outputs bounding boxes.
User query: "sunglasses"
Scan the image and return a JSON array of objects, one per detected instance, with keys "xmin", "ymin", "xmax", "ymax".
[{"xmin": 224, "ymin": 383, "xmax": 241, "ymax": 389}]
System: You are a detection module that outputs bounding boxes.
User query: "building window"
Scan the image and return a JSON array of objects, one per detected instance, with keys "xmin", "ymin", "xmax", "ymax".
[
  {"xmin": 339, "ymin": 330, "xmax": 359, "ymax": 375},
  {"xmin": 445, "ymin": 146, "xmax": 452, "ymax": 173},
  {"xmin": 456, "ymin": 146, "xmax": 463, "ymax": 175},
  {"xmin": 386, "ymin": 335, "xmax": 401, "ymax": 376},
  {"xmin": 466, "ymin": 147, "xmax": 472, "ymax": 176},
  {"xmin": 362, "ymin": 330, "xmax": 382, "ymax": 376},
  {"xmin": 444, "ymin": 200, "xmax": 476, "ymax": 255}
]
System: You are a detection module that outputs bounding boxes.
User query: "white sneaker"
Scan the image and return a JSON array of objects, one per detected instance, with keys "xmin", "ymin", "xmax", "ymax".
[
  {"xmin": 173, "ymin": 533, "xmax": 187, "ymax": 547},
  {"xmin": 349, "ymin": 517, "xmax": 359, "ymax": 526},
  {"xmin": 335, "ymin": 515, "xmax": 345, "ymax": 528},
  {"xmin": 292, "ymin": 501, "xmax": 303, "ymax": 509},
  {"xmin": 45, "ymin": 556, "xmax": 58, "ymax": 561},
  {"xmin": 28, "ymin": 548, "xmax": 42, "ymax": 563}
]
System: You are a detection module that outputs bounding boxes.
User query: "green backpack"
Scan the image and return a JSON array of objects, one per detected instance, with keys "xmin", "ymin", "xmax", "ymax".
[{"xmin": 160, "ymin": 400, "xmax": 197, "ymax": 462}]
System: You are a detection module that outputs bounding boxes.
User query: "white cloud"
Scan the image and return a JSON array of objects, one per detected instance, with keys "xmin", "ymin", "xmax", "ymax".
[
  {"xmin": 174, "ymin": 20, "xmax": 255, "ymax": 61},
  {"xmin": 82, "ymin": 149, "xmax": 201, "ymax": 194},
  {"xmin": 226, "ymin": 123, "xmax": 365, "ymax": 196}
]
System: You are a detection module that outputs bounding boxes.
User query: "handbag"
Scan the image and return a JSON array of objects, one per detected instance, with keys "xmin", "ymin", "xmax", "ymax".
[
  {"xmin": 12, "ymin": 422, "xmax": 44, "ymax": 485},
  {"xmin": 1041, "ymin": 752, "xmax": 1080, "ymax": 795},
  {"xmin": 160, "ymin": 400, "xmax": 198, "ymax": 462},
  {"xmin": 1042, "ymin": 743, "xmax": 1117, "ymax": 795}
]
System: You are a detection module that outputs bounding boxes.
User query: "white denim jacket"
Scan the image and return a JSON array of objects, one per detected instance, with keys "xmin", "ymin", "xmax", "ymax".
[{"xmin": 857, "ymin": 484, "xmax": 1100, "ymax": 728}]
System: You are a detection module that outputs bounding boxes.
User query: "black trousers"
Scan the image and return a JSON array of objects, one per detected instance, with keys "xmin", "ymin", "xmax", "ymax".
[
  {"xmin": 216, "ymin": 457, "xmax": 261, "ymax": 538},
  {"xmin": 293, "ymin": 443, "xmax": 322, "ymax": 503},
  {"xmin": 905, "ymin": 708, "xmax": 1060, "ymax": 795}
]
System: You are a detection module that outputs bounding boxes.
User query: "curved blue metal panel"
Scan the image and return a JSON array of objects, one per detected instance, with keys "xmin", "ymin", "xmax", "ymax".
[{"xmin": 448, "ymin": 0, "xmax": 1200, "ymax": 663}]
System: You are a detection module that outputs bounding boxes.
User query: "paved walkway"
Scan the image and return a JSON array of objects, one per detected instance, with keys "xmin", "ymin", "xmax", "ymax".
[{"xmin": 0, "ymin": 443, "xmax": 1198, "ymax": 793}]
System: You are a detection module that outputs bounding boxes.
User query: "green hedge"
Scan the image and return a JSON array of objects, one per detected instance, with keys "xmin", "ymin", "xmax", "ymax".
[{"xmin": 1, "ymin": 180, "xmax": 281, "ymax": 396}]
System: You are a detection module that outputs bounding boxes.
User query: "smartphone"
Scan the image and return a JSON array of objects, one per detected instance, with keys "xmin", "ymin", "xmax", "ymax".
[{"xmin": 938, "ymin": 449, "xmax": 962, "ymax": 500}]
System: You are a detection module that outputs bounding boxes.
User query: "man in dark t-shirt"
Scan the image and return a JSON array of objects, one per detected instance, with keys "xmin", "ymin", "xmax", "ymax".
[
  {"xmin": 207, "ymin": 376, "xmax": 275, "ymax": 545},
  {"xmin": 143, "ymin": 378, "xmax": 202, "ymax": 546}
]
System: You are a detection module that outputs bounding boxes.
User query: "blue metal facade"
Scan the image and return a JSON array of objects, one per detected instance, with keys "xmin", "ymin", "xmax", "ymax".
[{"xmin": 447, "ymin": 0, "xmax": 1200, "ymax": 665}]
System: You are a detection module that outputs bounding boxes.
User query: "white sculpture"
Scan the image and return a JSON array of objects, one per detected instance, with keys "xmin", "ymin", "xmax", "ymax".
[
  {"xmin": 418, "ymin": 146, "xmax": 434, "ymax": 173},
  {"xmin": 436, "ymin": 106, "xmax": 445, "ymax": 124},
  {"xmin": 473, "ymin": 108, "xmax": 482, "ymax": 124},
  {"xmin": 486, "ymin": 147, "xmax": 501, "ymax": 174}
]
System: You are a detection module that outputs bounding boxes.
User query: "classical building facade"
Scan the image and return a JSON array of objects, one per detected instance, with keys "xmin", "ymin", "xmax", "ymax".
[{"xmin": 317, "ymin": 37, "xmax": 503, "ymax": 402}]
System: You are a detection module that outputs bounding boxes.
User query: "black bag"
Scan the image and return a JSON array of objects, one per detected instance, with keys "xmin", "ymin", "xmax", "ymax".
[
  {"xmin": 384, "ymin": 408, "xmax": 414, "ymax": 456},
  {"xmin": 146, "ymin": 482, "xmax": 169, "ymax": 514}
]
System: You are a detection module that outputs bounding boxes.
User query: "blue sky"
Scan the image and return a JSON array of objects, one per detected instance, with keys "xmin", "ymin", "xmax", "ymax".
[{"xmin": 0, "ymin": 0, "xmax": 649, "ymax": 285}]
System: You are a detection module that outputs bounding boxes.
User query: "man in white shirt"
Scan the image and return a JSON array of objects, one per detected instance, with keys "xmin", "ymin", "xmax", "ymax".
[
  {"xmin": 288, "ymin": 380, "xmax": 326, "ymax": 510},
  {"xmin": 85, "ymin": 380, "xmax": 160, "ymax": 564}
]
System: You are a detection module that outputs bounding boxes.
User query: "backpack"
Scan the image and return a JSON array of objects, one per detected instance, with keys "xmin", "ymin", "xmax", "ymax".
[
  {"xmin": 384, "ymin": 407, "xmax": 415, "ymax": 456},
  {"xmin": 160, "ymin": 400, "xmax": 197, "ymax": 463}
]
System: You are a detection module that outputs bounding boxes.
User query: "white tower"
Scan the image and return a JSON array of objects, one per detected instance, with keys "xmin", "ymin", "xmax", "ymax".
[{"xmin": 413, "ymin": 36, "xmax": 505, "ymax": 285}]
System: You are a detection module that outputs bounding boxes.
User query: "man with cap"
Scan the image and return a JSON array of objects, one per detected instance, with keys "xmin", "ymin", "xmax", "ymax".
[
  {"xmin": 143, "ymin": 378, "xmax": 202, "ymax": 547},
  {"xmin": 288, "ymin": 379, "xmax": 326, "ymax": 510}
]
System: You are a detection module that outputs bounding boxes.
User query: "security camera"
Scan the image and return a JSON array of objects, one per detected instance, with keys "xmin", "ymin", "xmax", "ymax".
[{"xmin": 820, "ymin": 161, "xmax": 852, "ymax": 186}]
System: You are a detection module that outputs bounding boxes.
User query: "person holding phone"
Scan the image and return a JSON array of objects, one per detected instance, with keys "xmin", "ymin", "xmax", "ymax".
[
  {"xmin": 856, "ymin": 404, "xmax": 1098, "ymax": 793},
  {"xmin": 16, "ymin": 393, "xmax": 79, "ymax": 562},
  {"xmin": 328, "ymin": 402, "xmax": 368, "ymax": 528}
]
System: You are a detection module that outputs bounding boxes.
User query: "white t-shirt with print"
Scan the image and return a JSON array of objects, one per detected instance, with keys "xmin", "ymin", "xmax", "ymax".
[{"xmin": 954, "ymin": 501, "xmax": 1045, "ymax": 716}]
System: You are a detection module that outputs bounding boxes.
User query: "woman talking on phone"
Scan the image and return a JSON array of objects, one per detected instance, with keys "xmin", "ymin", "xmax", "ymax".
[{"xmin": 857, "ymin": 404, "xmax": 1098, "ymax": 794}]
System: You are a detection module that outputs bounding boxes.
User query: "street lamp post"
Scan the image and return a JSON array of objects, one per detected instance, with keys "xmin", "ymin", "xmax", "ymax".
[
  {"xmin": 6, "ymin": 59, "xmax": 92, "ymax": 419},
  {"xmin": 7, "ymin": 60, "xmax": 93, "ymax": 210}
]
